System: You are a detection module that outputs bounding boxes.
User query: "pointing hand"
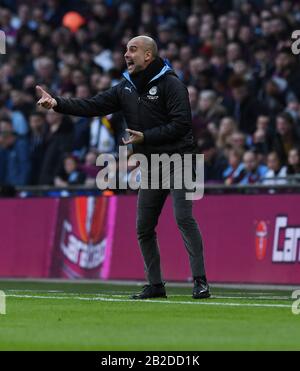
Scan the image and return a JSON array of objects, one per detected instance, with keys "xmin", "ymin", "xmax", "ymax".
[{"xmin": 36, "ymin": 85, "xmax": 57, "ymax": 109}]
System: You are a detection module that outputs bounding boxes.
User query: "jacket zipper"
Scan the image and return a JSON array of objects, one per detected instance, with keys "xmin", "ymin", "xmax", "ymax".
[{"xmin": 137, "ymin": 96, "xmax": 142, "ymax": 130}]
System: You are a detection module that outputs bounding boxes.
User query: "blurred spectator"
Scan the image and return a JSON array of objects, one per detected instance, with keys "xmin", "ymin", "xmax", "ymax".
[
  {"xmin": 0, "ymin": 118, "xmax": 31, "ymax": 186},
  {"xmin": 285, "ymin": 97, "xmax": 300, "ymax": 125},
  {"xmin": 251, "ymin": 115, "xmax": 273, "ymax": 157},
  {"xmin": 198, "ymin": 136, "xmax": 227, "ymax": 183},
  {"xmin": 54, "ymin": 154, "xmax": 86, "ymax": 187},
  {"xmin": 80, "ymin": 149, "xmax": 99, "ymax": 186},
  {"xmin": 34, "ymin": 57, "xmax": 58, "ymax": 91},
  {"xmin": 191, "ymin": 89, "xmax": 227, "ymax": 141},
  {"xmin": 186, "ymin": 14, "xmax": 200, "ymax": 50},
  {"xmin": 6, "ymin": 90, "xmax": 29, "ymax": 135},
  {"xmin": 216, "ymin": 116, "xmax": 237, "ymax": 149},
  {"xmin": 273, "ymin": 48, "xmax": 300, "ymax": 101},
  {"xmin": 258, "ymin": 77, "xmax": 286, "ymax": 118},
  {"xmin": 198, "ymin": 90, "xmax": 226, "ymax": 127},
  {"xmin": 112, "ymin": 2, "xmax": 136, "ymax": 44},
  {"xmin": 71, "ymin": 84, "xmax": 91, "ymax": 157},
  {"xmin": 90, "ymin": 112, "xmax": 125, "ymax": 155},
  {"xmin": 188, "ymin": 85, "xmax": 199, "ymax": 117},
  {"xmin": 271, "ymin": 112, "xmax": 300, "ymax": 163},
  {"xmin": 239, "ymin": 150, "xmax": 268, "ymax": 184},
  {"xmin": 287, "ymin": 148, "xmax": 300, "ymax": 180},
  {"xmin": 262, "ymin": 151, "xmax": 287, "ymax": 185},
  {"xmin": 228, "ymin": 130, "xmax": 248, "ymax": 152},
  {"xmin": 29, "ymin": 111, "xmax": 47, "ymax": 184},
  {"xmin": 227, "ymin": 76, "xmax": 264, "ymax": 135},
  {"xmin": 223, "ymin": 148, "xmax": 245, "ymax": 185},
  {"xmin": 38, "ymin": 111, "xmax": 73, "ymax": 185}
]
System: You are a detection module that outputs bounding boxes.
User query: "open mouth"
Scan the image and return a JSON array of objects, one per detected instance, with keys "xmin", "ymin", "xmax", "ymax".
[{"xmin": 127, "ymin": 60, "xmax": 135, "ymax": 69}]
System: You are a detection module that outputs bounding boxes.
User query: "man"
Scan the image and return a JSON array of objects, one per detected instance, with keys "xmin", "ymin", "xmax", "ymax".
[
  {"xmin": 262, "ymin": 151, "xmax": 287, "ymax": 185},
  {"xmin": 38, "ymin": 110, "xmax": 73, "ymax": 185},
  {"xmin": 198, "ymin": 135, "xmax": 228, "ymax": 182},
  {"xmin": 272, "ymin": 112, "xmax": 300, "ymax": 164},
  {"xmin": 0, "ymin": 118, "xmax": 31, "ymax": 186},
  {"xmin": 239, "ymin": 150, "xmax": 268, "ymax": 184},
  {"xmin": 36, "ymin": 35, "xmax": 210, "ymax": 300},
  {"xmin": 228, "ymin": 76, "xmax": 263, "ymax": 135},
  {"xmin": 28, "ymin": 111, "xmax": 47, "ymax": 185}
]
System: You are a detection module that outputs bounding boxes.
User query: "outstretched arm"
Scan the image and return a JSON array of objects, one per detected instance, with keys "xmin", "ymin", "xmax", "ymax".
[{"xmin": 36, "ymin": 85, "xmax": 121, "ymax": 117}]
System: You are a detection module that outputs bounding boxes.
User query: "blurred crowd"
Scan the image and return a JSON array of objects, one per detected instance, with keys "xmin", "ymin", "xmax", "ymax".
[{"xmin": 1, "ymin": 0, "xmax": 300, "ymax": 189}]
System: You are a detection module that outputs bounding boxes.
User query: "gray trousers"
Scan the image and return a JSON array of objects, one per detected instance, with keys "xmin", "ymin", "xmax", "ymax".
[{"xmin": 136, "ymin": 186, "xmax": 207, "ymax": 285}]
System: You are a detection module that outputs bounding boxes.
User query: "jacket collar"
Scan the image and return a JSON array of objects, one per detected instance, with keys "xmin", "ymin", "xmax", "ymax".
[{"xmin": 122, "ymin": 60, "xmax": 172, "ymax": 89}]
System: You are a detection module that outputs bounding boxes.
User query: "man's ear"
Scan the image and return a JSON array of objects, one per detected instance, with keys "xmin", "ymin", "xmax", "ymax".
[{"xmin": 144, "ymin": 50, "xmax": 152, "ymax": 62}]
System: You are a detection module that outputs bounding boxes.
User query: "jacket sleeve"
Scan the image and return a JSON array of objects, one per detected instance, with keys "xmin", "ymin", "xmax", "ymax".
[
  {"xmin": 53, "ymin": 84, "xmax": 121, "ymax": 117},
  {"xmin": 143, "ymin": 76, "xmax": 192, "ymax": 145}
]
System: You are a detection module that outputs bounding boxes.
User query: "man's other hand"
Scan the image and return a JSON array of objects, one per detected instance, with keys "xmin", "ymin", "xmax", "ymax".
[
  {"xmin": 122, "ymin": 128, "xmax": 144, "ymax": 144},
  {"xmin": 36, "ymin": 85, "xmax": 57, "ymax": 109}
]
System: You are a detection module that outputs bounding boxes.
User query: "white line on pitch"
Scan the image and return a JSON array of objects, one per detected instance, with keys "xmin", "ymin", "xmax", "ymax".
[
  {"xmin": 4, "ymin": 290, "xmax": 291, "ymax": 300},
  {"xmin": 5, "ymin": 294, "xmax": 291, "ymax": 309},
  {"xmin": 97, "ymin": 294, "xmax": 291, "ymax": 300}
]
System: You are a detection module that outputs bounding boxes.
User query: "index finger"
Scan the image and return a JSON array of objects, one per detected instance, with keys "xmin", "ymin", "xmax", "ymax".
[{"xmin": 36, "ymin": 85, "xmax": 45, "ymax": 97}]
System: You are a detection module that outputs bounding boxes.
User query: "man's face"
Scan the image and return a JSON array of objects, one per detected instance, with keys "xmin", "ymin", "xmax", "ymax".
[
  {"xmin": 243, "ymin": 152, "xmax": 257, "ymax": 172},
  {"xmin": 46, "ymin": 110, "xmax": 61, "ymax": 126},
  {"xmin": 85, "ymin": 152, "xmax": 97, "ymax": 166},
  {"xmin": 229, "ymin": 151, "xmax": 240, "ymax": 168},
  {"xmin": 0, "ymin": 121, "xmax": 15, "ymax": 148},
  {"xmin": 227, "ymin": 43, "xmax": 240, "ymax": 62},
  {"xmin": 257, "ymin": 115, "xmax": 269, "ymax": 130},
  {"xmin": 231, "ymin": 132, "xmax": 245, "ymax": 148},
  {"xmin": 203, "ymin": 147, "xmax": 216, "ymax": 162},
  {"xmin": 64, "ymin": 158, "xmax": 77, "ymax": 174},
  {"xmin": 219, "ymin": 118, "xmax": 235, "ymax": 135},
  {"xmin": 232, "ymin": 85, "xmax": 247, "ymax": 102},
  {"xmin": 267, "ymin": 153, "xmax": 280, "ymax": 171},
  {"xmin": 288, "ymin": 149, "xmax": 299, "ymax": 166},
  {"xmin": 276, "ymin": 117, "xmax": 291, "ymax": 136},
  {"xmin": 275, "ymin": 52, "xmax": 290, "ymax": 71},
  {"xmin": 124, "ymin": 38, "xmax": 152, "ymax": 75},
  {"xmin": 29, "ymin": 115, "xmax": 44, "ymax": 131},
  {"xmin": 199, "ymin": 95, "xmax": 214, "ymax": 112}
]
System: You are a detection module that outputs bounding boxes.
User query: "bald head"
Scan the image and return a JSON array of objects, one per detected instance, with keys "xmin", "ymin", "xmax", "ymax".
[
  {"xmin": 125, "ymin": 35, "xmax": 159, "ymax": 75},
  {"xmin": 131, "ymin": 36, "xmax": 158, "ymax": 58}
]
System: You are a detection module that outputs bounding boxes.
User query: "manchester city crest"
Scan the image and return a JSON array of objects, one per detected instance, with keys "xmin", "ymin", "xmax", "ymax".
[{"xmin": 149, "ymin": 86, "xmax": 158, "ymax": 95}]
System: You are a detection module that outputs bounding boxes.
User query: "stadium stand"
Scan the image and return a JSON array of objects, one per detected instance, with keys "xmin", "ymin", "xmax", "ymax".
[{"xmin": 0, "ymin": 0, "xmax": 300, "ymax": 189}]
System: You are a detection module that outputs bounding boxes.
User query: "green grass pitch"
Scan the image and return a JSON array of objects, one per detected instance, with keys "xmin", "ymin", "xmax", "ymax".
[{"xmin": 0, "ymin": 280, "xmax": 299, "ymax": 350}]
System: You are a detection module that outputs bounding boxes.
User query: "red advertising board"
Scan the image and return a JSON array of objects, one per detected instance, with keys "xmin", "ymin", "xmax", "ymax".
[
  {"xmin": 107, "ymin": 194, "xmax": 300, "ymax": 284},
  {"xmin": 51, "ymin": 196, "xmax": 117, "ymax": 279},
  {"xmin": 0, "ymin": 194, "xmax": 299, "ymax": 284}
]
